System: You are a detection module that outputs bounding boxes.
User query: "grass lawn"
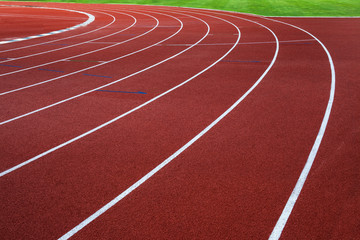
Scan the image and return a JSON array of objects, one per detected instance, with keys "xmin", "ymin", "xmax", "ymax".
[{"xmin": 9, "ymin": 0, "xmax": 360, "ymax": 16}]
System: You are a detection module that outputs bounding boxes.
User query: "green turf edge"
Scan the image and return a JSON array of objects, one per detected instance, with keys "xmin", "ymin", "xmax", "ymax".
[{"xmin": 4, "ymin": 0, "xmax": 360, "ymax": 16}]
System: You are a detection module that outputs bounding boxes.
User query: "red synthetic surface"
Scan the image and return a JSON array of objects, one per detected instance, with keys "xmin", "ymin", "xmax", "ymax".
[{"xmin": 0, "ymin": 1, "xmax": 359, "ymax": 240}]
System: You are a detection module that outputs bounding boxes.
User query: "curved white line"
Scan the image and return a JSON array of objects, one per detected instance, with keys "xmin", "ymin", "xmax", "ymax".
[
  {"xmin": 0, "ymin": 10, "xmax": 124, "ymax": 64},
  {"xmin": 266, "ymin": 18, "xmax": 335, "ymax": 240},
  {"xmin": 0, "ymin": 11, "xmax": 139, "ymax": 76},
  {"xmin": 0, "ymin": 10, "xmax": 115, "ymax": 54},
  {"xmin": 0, "ymin": 10, "xmax": 160, "ymax": 94},
  {"xmin": 0, "ymin": 6, "xmax": 95, "ymax": 45},
  {"xmin": 57, "ymin": 9, "xmax": 280, "ymax": 240}
]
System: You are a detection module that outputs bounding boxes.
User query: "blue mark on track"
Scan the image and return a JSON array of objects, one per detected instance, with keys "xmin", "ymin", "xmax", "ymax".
[
  {"xmin": 96, "ymin": 90, "xmax": 147, "ymax": 94},
  {"xmin": 0, "ymin": 64, "xmax": 22, "ymax": 68},
  {"xmin": 38, "ymin": 68, "xmax": 64, "ymax": 73},
  {"xmin": 83, "ymin": 73, "xmax": 112, "ymax": 78}
]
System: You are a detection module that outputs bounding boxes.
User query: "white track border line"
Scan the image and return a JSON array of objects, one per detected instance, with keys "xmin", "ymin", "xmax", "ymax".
[
  {"xmin": 0, "ymin": 10, "xmax": 124, "ymax": 64},
  {"xmin": 0, "ymin": 11, "xmax": 139, "ymax": 75},
  {"xmin": 0, "ymin": 13, "xmax": 87, "ymax": 20},
  {"xmin": 0, "ymin": 5, "xmax": 95, "ymax": 45},
  {"xmin": 0, "ymin": 10, "xmax": 115, "ymax": 54},
  {"xmin": 265, "ymin": 17, "xmax": 335, "ymax": 240},
  {"xmin": 0, "ymin": 9, "xmax": 161, "ymax": 64},
  {"xmin": 58, "ymin": 10, "xmax": 280, "ymax": 240},
  {"xmin": 0, "ymin": 10, "xmax": 158, "ymax": 93}
]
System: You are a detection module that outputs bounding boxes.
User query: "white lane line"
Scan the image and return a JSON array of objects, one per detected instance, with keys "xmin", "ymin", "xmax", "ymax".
[
  {"xmin": 0, "ymin": 6, "xmax": 95, "ymax": 45},
  {"xmin": 0, "ymin": 11, "xmax": 157, "ymax": 96},
  {"xmin": 0, "ymin": 10, "xmax": 158, "ymax": 80},
  {"xmin": 0, "ymin": 12, "xmax": 206, "ymax": 174},
  {"xmin": 58, "ymin": 10, "xmax": 280, "ymax": 240},
  {"xmin": 0, "ymin": 13, "xmax": 88, "ymax": 20},
  {"xmin": 0, "ymin": 10, "xmax": 114, "ymax": 54},
  {"xmin": 0, "ymin": 11, "xmax": 123, "ymax": 64},
  {"xmin": 0, "ymin": 11, "xmax": 137, "ymax": 70},
  {"xmin": 266, "ymin": 18, "xmax": 335, "ymax": 240}
]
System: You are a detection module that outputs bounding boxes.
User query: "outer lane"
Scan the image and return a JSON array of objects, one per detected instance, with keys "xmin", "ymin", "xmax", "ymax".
[{"xmin": 272, "ymin": 17, "xmax": 359, "ymax": 240}]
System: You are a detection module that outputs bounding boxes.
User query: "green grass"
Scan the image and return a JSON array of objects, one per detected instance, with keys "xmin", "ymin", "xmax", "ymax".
[{"xmin": 10, "ymin": 0, "xmax": 360, "ymax": 16}]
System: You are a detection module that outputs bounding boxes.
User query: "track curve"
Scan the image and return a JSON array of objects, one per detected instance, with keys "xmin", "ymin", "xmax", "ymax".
[
  {"xmin": 0, "ymin": 4, "xmax": 94, "ymax": 45},
  {"xmin": 0, "ymin": 1, "xmax": 358, "ymax": 240}
]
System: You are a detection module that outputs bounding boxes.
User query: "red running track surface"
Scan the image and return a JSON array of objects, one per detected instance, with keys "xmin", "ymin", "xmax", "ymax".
[{"xmin": 0, "ymin": 1, "xmax": 359, "ymax": 239}]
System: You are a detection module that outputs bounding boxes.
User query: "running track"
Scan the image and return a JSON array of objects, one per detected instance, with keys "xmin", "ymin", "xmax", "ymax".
[{"xmin": 0, "ymin": 1, "xmax": 359, "ymax": 239}]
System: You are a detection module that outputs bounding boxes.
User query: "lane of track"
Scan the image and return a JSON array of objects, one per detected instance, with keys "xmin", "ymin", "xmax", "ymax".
[{"xmin": 270, "ymin": 17, "xmax": 359, "ymax": 240}]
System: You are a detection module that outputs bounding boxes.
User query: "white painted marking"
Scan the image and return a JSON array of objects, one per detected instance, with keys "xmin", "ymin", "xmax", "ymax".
[
  {"xmin": 0, "ymin": 11, "xmax": 134, "ymax": 65},
  {"xmin": 0, "ymin": 11, "xmax": 161, "ymax": 97},
  {"xmin": 58, "ymin": 10, "xmax": 280, "ymax": 240},
  {"xmin": 0, "ymin": 12, "xmax": 88, "ymax": 20},
  {"xmin": 266, "ymin": 18, "xmax": 335, "ymax": 240},
  {"xmin": 0, "ymin": 6, "xmax": 95, "ymax": 45},
  {"xmin": 0, "ymin": 10, "xmax": 117, "ymax": 54}
]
